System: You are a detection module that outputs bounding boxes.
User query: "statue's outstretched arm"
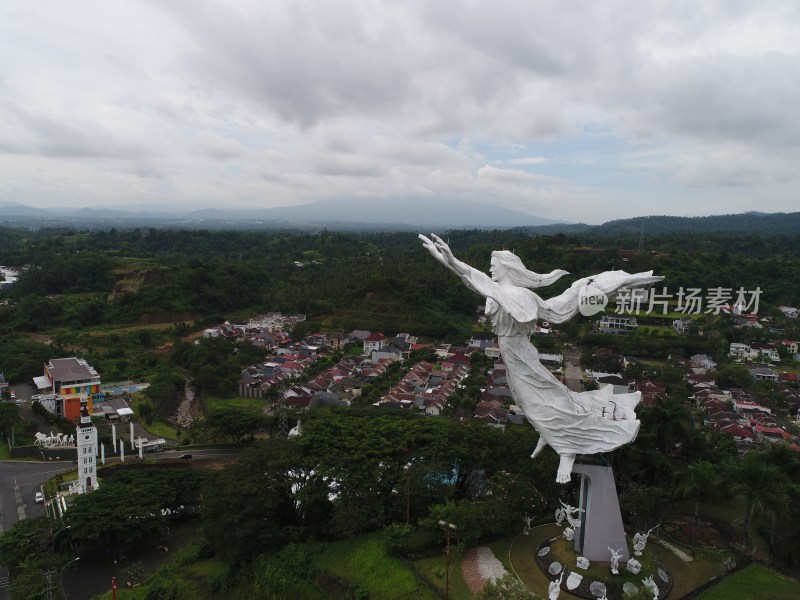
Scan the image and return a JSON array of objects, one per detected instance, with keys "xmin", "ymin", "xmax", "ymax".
[
  {"xmin": 419, "ymin": 233, "xmax": 496, "ymax": 297},
  {"xmin": 419, "ymin": 233, "xmax": 455, "ymax": 273},
  {"xmin": 540, "ymin": 270, "xmax": 663, "ymax": 323}
]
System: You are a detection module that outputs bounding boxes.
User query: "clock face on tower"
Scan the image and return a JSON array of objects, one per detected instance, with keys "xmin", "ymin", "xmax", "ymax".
[{"xmin": 84, "ymin": 435, "xmax": 91, "ymax": 441}]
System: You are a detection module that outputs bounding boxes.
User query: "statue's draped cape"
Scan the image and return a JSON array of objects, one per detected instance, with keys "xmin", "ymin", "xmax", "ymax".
[{"xmin": 460, "ymin": 266, "xmax": 661, "ymax": 456}]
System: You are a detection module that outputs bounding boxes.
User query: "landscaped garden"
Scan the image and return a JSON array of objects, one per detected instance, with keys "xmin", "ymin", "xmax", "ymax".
[{"xmin": 694, "ymin": 563, "xmax": 800, "ymax": 600}]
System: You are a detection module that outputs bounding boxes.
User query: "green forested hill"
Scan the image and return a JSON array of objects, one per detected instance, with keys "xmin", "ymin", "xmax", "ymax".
[{"xmin": 1, "ymin": 227, "xmax": 799, "ymax": 337}]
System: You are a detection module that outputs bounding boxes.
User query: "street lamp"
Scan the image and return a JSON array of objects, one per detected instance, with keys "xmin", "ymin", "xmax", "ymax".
[
  {"xmin": 59, "ymin": 557, "xmax": 79, "ymax": 599},
  {"xmin": 438, "ymin": 520, "xmax": 458, "ymax": 600},
  {"xmin": 50, "ymin": 525, "xmax": 72, "ymax": 551},
  {"xmin": 403, "ymin": 462, "xmax": 412, "ymax": 525}
]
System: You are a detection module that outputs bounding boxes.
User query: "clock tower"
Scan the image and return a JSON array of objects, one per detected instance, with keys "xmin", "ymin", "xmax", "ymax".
[{"xmin": 76, "ymin": 396, "xmax": 98, "ymax": 492}]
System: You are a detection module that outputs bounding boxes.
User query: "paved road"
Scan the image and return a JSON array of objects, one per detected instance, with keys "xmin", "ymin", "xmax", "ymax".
[
  {"xmin": 0, "ymin": 460, "xmax": 76, "ymax": 599},
  {"xmin": 564, "ymin": 348, "xmax": 584, "ymax": 392}
]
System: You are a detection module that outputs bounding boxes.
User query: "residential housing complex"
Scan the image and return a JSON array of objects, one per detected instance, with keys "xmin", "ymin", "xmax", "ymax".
[
  {"xmin": 206, "ymin": 302, "xmax": 800, "ymax": 460},
  {"xmin": 232, "ymin": 316, "xmax": 571, "ymax": 431}
]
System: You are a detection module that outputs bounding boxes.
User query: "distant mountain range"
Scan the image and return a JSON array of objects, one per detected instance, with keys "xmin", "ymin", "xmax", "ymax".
[
  {"xmin": 525, "ymin": 212, "xmax": 800, "ymax": 236},
  {"xmin": 1, "ymin": 199, "xmax": 799, "ymax": 234},
  {"xmin": 0, "ymin": 198, "xmax": 564, "ymax": 230}
]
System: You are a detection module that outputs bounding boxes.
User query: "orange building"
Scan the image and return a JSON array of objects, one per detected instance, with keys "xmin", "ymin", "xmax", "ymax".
[{"xmin": 35, "ymin": 358, "xmax": 102, "ymax": 423}]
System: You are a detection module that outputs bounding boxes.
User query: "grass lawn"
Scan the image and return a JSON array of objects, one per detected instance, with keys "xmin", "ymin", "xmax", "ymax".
[
  {"xmin": 0, "ymin": 444, "xmax": 10, "ymax": 460},
  {"xmin": 83, "ymin": 321, "xmax": 179, "ymax": 335},
  {"xmin": 637, "ymin": 325, "xmax": 678, "ymax": 337},
  {"xmin": 509, "ymin": 526, "xmax": 558, "ymax": 597},
  {"xmin": 414, "ymin": 552, "xmax": 472, "ymax": 600},
  {"xmin": 694, "ymin": 563, "xmax": 800, "ymax": 600},
  {"xmin": 319, "ymin": 533, "xmax": 442, "ymax": 600},
  {"xmin": 129, "ymin": 394, "xmax": 181, "ymax": 440},
  {"xmin": 487, "ymin": 537, "xmax": 514, "ymax": 573},
  {"xmin": 142, "ymin": 419, "xmax": 180, "ymax": 441},
  {"xmin": 202, "ymin": 394, "xmax": 267, "ymax": 413},
  {"xmin": 638, "ymin": 311, "xmax": 699, "ymax": 320},
  {"xmin": 90, "ymin": 562, "xmax": 223, "ymax": 600}
]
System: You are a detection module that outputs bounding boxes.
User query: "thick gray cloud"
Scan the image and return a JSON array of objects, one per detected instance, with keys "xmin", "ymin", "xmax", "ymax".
[{"xmin": 0, "ymin": 0, "xmax": 798, "ymax": 222}]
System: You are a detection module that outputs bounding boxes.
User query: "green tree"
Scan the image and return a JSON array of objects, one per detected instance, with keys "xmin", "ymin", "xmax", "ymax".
[
  {"xmin": 637, "ymin": 396, "xmax": 690, "ymax": 455},
  {"xmin": 675, "ymin": 461, "xmax": 720, "ymax": 546},
  {"xmin": 0, "ymin": 517, "xmax": 50, "ymax": 575},
  {"xmin": 715, "ymin": 364, "xmax": 752, "ymax": 390},
  {"xmin": 253, "ymin": 543, "xmax": 322, "ymax": 599},
  {"xmin": 143, "ymin": 364, "xmax": 185, "ymax": 416},
  {"xmin": 0, "ymin": 401, "xmax": 20, "ymax": 437},
  {"xmin": 202, "ymin": 440, "xmax": 300, "ymax": 562},
  {"xmin": 727, "ymin": 452, "xmax": 790, "ymax": 557},
  {"xmin": 7, "ymin": 560, "xmax": 48, "ymax": 600},
  {"xmin": 620, "ymin": 485, "xmax": 670, "ymax": 531},
  {"xmin": 757, "ymin": 444, "xmax": 800, "ymax": 566},
  {"xmin": 138, "ymin": 400, "xmax": 155, "ymax": 425},
  {"xmin": 63, "ymin": 469, "xmax": 205, "ymax": 553},
  {"xmin": 204, "ymin": 406, "xmax": 266, "ymax": 444}
]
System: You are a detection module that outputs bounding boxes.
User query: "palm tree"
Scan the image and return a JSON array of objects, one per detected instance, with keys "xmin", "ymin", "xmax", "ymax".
[
  {"xmin": 675, "ymin": 461, "xmax": 719, "ymax": 547},
  {"xmin": 727, "ymin": 451, "xmax": 790, "ymax": 558},
  {"xmin": 639, "ymin": 395, "xmax": 690, "ymax": 455},
  {"xmin": 758, "ymin": 444, "xmax": 800, "ymax": 564}
]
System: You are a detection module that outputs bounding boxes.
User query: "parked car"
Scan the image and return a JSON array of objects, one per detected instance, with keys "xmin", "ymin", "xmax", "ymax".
[{"xmin": 34, "ymin": 491, "xmax": 44, "ymax": 504}]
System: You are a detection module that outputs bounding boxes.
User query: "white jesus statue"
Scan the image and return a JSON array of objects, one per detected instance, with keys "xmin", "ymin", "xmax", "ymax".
[{"xmin": 420, "ymin": 234, "xmax": 662, "ymax": 482}]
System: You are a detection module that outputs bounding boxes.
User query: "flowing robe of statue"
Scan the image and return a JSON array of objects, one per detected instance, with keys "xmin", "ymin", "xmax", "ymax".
[{"xmin": 420, "ymin": 234, "xmax": 662, "ymax": 482}]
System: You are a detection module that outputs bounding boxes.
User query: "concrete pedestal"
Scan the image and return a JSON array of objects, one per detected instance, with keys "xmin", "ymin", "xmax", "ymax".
[{"xmin": 572, "ymin": 463, "xmax": 629, "ymax": 562}]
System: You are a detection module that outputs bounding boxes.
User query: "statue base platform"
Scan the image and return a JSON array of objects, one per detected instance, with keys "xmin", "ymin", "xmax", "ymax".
[{"xmin": 572, "ymin": 463, "xmax": 630, "ymax": 562}]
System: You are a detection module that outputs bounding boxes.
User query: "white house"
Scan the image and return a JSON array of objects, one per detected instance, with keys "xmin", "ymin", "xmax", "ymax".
[
  {"xmin": 750, "ymin": 342, "xmax": 780, "ymax": 362},
  {"xmin": 749, "ymin": 367, "xmax": 779, "ymax": 382},
  {"xmin": 363, "ymin": 333, "xmax": 387, "ymax": 355},
  {"xmin": 779, "ymin": 306, "xmax": 798, "ymax": 319},
  {"xmin": 690, "ymin": 354, "xmax": 717, "ymax": 371},
  {"xmin": 598, "ymin": 314, "xmax": 638, "ymax": 334},
  {"xmin": 484, "ymin": 344, "xmax": 501, "ymax": 359},
  {"xmin": 729, "ymin": 343, "xmax": 756, "ymax": 360}
]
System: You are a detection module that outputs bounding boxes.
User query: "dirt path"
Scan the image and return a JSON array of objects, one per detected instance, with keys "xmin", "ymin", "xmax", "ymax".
[{"xmin": 461, "ymin": 548, "xmax": 484, "ymax": 596}]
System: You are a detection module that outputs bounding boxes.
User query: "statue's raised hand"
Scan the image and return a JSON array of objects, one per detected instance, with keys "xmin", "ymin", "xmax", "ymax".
[{"xmin": 418, "ymin": 234, "xmax": 447, "ymax": 267}]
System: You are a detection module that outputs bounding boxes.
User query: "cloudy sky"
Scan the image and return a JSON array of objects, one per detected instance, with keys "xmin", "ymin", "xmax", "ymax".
[{"xmin": 1, "ymin": 1, "xmax": 798, "ymax": 224}]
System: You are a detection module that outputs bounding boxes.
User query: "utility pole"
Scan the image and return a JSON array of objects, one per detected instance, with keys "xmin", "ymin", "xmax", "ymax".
[
  {"xmin": 44, "ymin": 569, "xmax": 56, "ymax": 600},
  {"xmin": 438, "ymin": 521, "xmax": 458, "ymax": 600},
  {"xmin": 404, "ymin": 463, "xmax": 412, "ymax": 525},
  {"xmin": 276, "ymin": 398, "xmax": 288, "ymax": 436}
]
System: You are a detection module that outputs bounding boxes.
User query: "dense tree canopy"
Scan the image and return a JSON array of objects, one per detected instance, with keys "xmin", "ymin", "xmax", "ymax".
[
  {"xmin": 2, "ymin": 227, "xmax": 798, "ymax": 340},
  {"xmin": 63, "ymin": 467, "xmax": 206, "ymax": 553}
]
